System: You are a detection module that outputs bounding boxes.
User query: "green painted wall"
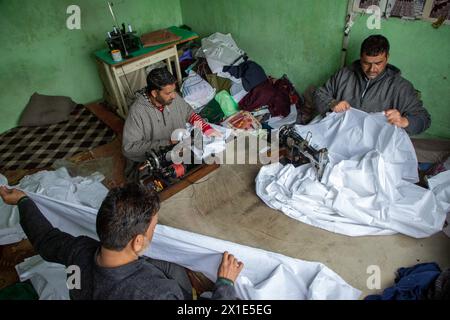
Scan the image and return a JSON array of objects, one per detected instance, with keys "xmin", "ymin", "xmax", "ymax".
[
  {"xmin": 346, "ymin": 17, "xmax": 450, "ymax": 138},
  {"xmin": 181, "ymin": 0, "xmax": 449, "ymax": 138},
  {"xmin": 180, "ymin": 0, "xmax": 348, "ymax": 95},
  {"xmin": 0, "ymin": 0, "xmax": 182, "ymax": 134},
  {"xmin": 2, "ymin": 0, "xmax": 448, "ymax": 138}
]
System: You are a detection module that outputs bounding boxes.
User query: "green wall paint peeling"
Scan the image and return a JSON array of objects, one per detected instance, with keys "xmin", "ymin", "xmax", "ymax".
[{"xmin": 0, "ymin": 0, "xmax": 182, "ymax": 133}]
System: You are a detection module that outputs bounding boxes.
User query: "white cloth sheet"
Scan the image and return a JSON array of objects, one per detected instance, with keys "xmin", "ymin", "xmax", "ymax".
[
  {"xmin": 256, "ymin": 109, "xmax": 448, "ymax": 237},
  {"xmin": 0, "ymin": 168, "xmax": 108, "ymax": 245},
  {"xmin": 267, "ymin": 105, "xmax": 298, "ymax": 129},
  {"xmin": 2, "ymin": 169, "xmax": 360, "ymax": 300}
]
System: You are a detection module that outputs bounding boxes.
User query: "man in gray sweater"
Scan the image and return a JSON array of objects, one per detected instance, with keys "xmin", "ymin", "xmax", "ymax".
[
  {"xmin": 314, "ymin": 35, "xmax": 431, "ymax": 136},
  {"xmin": 0, "ymin": 183, "xmax": 243, "ymax": 300},
  {"xmin": 122, "ymin": 68, "xmax": 220, "ymax": 179}
]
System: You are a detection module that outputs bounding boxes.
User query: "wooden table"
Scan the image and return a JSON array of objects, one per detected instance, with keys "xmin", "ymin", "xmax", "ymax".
[{"xmin": 94, "ymin": 26, "xmax": 198, "ymax": 118}]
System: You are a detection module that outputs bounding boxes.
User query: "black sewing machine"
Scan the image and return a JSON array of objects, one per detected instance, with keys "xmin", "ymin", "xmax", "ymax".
[
  {"xmin": 106, "ymin": 23, "xmax": 141, "ymax": 57},
  {"xmin": 105, "ymin": 2, "xmax": 141, "ymax": 57},
  {"xmin": 138, "ymin": 144, "xmax": 205, "ymax": 193},
  {"xmin": 279, "ymin": 125, "xmax": 329, "ymax": 180}
]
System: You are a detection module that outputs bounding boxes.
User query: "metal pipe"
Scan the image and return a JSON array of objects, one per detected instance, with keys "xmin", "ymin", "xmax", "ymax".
[
  {"xmin": 340, "ymin": 0, "xmax": 357, "ymax": 68},
  {"xmin": 107, "ymin": 1, "xmax": 129, "ymax": 57}
]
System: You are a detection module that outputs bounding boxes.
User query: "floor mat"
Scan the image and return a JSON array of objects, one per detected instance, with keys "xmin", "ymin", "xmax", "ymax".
[{"xmin": 0, "ymin": 104, "xmax": 116, "ymax": 172}]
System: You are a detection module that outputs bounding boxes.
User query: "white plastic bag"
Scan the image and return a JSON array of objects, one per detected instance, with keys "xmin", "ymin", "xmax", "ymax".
[
  {"xmin": 181, "ymin": 71, "xmax": 216, "ymax": 111},
  {"xmin": 201, "ymin": 33, "xmax": 245, "ymax": 82}
]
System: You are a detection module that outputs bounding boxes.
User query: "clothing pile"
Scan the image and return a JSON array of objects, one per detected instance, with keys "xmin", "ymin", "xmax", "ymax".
[
  {"xmin": 179, "ymin": 32, "xmax": 312, "ymax": 131},
  {"xmin": 365, "ymin": 262, "xmax": 450, "ymax": 300}
]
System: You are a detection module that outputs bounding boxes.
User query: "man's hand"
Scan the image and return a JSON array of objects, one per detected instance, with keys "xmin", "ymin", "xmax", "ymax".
[
  {"xmin": 0, "ymin": 186, "xmax": 27, "ymax": 206},
  {"xmin": 385, "ymin": 109, "xmax": 409, "ymax": 128},
  {"xmin": 332, "ymin": 101, "xmax": 351, "ymax": 113},
  {"xmin": 217, "ymin": 251, "xmax": 244, "ymax": 283}
]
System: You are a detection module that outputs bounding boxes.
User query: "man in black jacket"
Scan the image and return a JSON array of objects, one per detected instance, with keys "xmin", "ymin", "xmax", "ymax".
[
  {"xmin": 314, "ymin": 35, "xmax": 431, "ymax": 136},
  {"xmin": 0, "ymin": 183, "xmax": 243, "ymax": 300}
]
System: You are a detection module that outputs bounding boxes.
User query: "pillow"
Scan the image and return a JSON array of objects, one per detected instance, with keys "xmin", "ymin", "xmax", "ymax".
[{"xmin": 18, "ymin": 92, "xmax": 77, "ymax": 127}]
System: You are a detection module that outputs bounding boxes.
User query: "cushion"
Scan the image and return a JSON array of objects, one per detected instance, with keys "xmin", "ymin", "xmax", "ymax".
[{"xmin": 19, "ymin": 92, "xmax": 77, "ymax": 127}]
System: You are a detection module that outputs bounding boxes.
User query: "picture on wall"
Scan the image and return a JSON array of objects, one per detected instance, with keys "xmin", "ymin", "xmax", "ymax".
[
  {"xmin": 352, "ymin": 0, "xmax": 450, "ymax": 23},
  {"xmin": 423, "ymin": 0, "xmax": 450, "ymax": 23},
  {"xmin": 385, "ymin": 0, "xmax": 427, "ymax": 19},
  {"xmin": 429, "ymin": 0, "xmax": 450, "ymax": 19},
  {"xmin": 353, "ymin": 0, "xmax": 389, "ymax": 13},
  {"xmin": 359, "ymin": 0, "xmax": 382, "ymax": 8}
]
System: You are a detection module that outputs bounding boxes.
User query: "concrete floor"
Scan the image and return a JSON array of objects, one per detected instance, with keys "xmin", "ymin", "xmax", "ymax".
[{"xmin": 158, "ymin": 163, "xmax": 450, "ymax": 298}]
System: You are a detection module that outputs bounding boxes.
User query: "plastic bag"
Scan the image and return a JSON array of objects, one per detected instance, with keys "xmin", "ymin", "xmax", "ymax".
[
  {"xmin": 181, "ymin": 70, "xmax": 216, "ymax": 111},
  {"xmin": 215, "ymin": 90, "xmax": 239, "ymax": 117},
  {"xmin": 221, "ymin": 111, "xmax": 261, "ymax": 131},
  {"xmin": 201, "ymin": 33, "xmax": 245, "ymax": 82}
]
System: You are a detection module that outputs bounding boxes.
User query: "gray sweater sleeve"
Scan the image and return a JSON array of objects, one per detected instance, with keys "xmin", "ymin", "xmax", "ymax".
[
  {"xmin": 396, "ymin": 81, "xmax": 431, "ymax": 136},
  {"xmin": 179, "ymin": 94, "xmax": 194, "ymax": 123},
  {"xmin": 313, "ymin": 70, "xmax": 342, "ymax": 114},
  {"xmin": 122, "ymin": 107, "xmax": 170, "ymax": 163}
]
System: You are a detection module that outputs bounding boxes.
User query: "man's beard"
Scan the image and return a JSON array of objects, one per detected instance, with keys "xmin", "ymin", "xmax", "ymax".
[{"xmin": 156, "ymin": 95, "xmax": 173, "ymax": 106}]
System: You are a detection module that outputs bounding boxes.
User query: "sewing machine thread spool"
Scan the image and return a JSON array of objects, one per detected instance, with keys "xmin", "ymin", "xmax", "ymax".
[
  {"xmin": 111, "ymin": 49, "xmax": 122, "ymax": 62},
  {"xmin": 171, "ymin": 164, "xmax": 186, "ymax": 178}
]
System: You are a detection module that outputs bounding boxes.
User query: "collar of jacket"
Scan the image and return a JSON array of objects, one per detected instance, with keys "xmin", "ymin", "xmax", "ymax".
[{"xmin": 140, "ymin": 90, "xmax": 167, "ymax": 113}]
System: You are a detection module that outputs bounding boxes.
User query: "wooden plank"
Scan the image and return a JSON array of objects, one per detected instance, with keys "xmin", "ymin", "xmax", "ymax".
[{"xmin": 158, "ymin": 164, "xmax": 220, "ymax": 202}]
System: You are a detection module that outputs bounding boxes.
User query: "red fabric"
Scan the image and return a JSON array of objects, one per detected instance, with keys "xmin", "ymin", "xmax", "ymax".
[
  {"xmin": 188, "ymin": 112, "xmax": 213, "ymax": 135},
  {"xmin": 238, "ymin": 79, "xmax": 291, "ymax": 117}
]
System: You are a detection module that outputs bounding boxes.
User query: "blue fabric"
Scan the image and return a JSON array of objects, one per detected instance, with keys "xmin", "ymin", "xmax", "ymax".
[
  {"xmin": 365, "ymin": 263, "xmax": 441, "ymax": 300},
  {"xmin": 418, "ymin": 162, "xmax": 433, "ymax": 171}
]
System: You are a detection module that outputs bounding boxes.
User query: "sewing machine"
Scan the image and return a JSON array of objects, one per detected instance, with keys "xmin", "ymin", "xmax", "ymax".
[
  {"xmin": 105, "ymin": 2, "xmax": 141, "ymax": 58},
  {"xmin": 138, "ymin": 145, "xmax": 219, "ymax": 200},
  {"xmin": 106, "ymin": 23, "xmax": 142, "ymax": 57},
  {"xmin": 279, "ymin": 125, "xmax": 329, "ymax": 180}
]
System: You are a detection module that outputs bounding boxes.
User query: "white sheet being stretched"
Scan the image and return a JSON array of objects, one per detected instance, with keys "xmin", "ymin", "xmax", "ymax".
[
  {"xmin": 256, "ymin": 109, "xmax": 448, "ymax": 238},
  {"xmin": 0, "ymin": 168, "xmax": 108, "ymax": 245},
  {"xmin": 1, "ymin": 170, "xmax": 360, "ymax": 300}
]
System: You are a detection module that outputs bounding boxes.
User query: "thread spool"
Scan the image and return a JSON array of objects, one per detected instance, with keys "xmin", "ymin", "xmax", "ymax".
[
  {"xmin": 111, "ymin": 49, "xmax": 122, "ymax": 62},
  {"xmin": 171, "ymin": 164, "xmax": 185, "ymax": 178}
]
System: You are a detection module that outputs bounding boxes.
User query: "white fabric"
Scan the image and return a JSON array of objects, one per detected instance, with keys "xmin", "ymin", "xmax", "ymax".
[
  {"xmin": 267, "ymin": 105, "xmax": 298, "ymax": 129},
  {"xmin": 201, "ymin": 33, "xmax": 245, "ymax": 83},
  {"xmin": 0, "ymin": 174, "xmax": 25, "ymax": 244},
  {"xmin": 0, "ymin": 168, "xmax": 108, "ymax": 245},
  {"xmin": 256, "ymin": 109, "xmax": 448, "ymax": 237},
  {"xmin": 428, "ymin": 171, "xmax": 450, "ymax": 238},
  {"xmin": 178, "ymin": 123, "xmax": 233, "ymax": 161},
  {"xmin": 230, "ymin": 82, "xmax": 248, "ymax": 103},
  {"xmin": 16, "ymin": 255, "xmax": 70, "ymax": 300},
  {"xmin": 5, "ymin": 169, "xmax": 360, "ymax": 300},
  {"xmin": 428, "ymin": 170, "xmax": 450, "ymax": 212},
  {"xmin": 181, "ymin": 71, "xmax": 216, "ymax": 111}
]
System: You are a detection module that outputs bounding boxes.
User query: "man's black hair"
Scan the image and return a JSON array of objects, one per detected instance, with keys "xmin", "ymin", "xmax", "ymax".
[
  {"xmin": 361, "ymin": 35, "xmax": 390, "ymax": 57},
  {"xmin": 96, "ymin": 183, "xmax": 160, "ymax": 251},
  {"xmin": 146, "ymin": 67, "xmax": 177, "ymax": 92}
]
